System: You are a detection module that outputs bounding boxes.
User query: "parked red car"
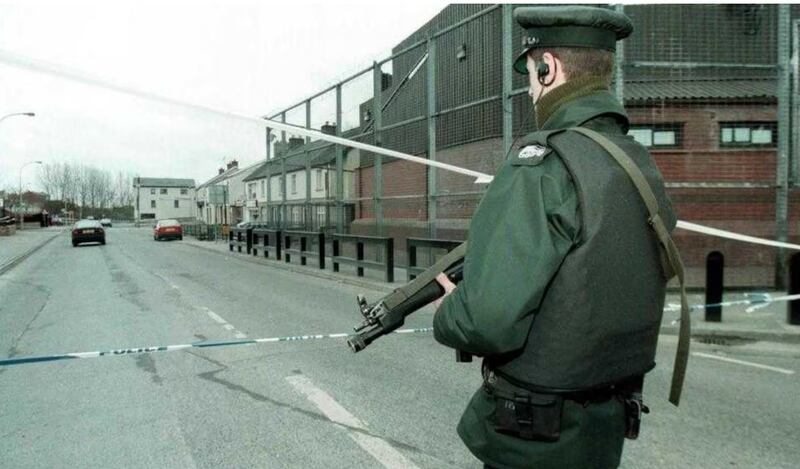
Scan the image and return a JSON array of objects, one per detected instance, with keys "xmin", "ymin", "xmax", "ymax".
[{"xmin": 153, "ymin": 219, "xmax": 183, "ymax": 241}]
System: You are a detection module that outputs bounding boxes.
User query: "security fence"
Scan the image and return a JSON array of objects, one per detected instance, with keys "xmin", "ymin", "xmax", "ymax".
[{"xmin": 249, "ymin": 4, "xmax": 800, "ymax": 288}]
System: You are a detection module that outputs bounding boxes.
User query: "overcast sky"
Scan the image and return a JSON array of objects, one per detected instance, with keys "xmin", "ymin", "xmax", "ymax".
[{"xmin": 0, "ymin": 0, "xmax": 447, "ymax": 192}]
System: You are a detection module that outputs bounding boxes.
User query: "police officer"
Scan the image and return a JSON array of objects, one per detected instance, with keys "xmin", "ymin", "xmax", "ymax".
[{"xmin": 433, "ymin": 6, "xmax": 681, "ymax": 469}]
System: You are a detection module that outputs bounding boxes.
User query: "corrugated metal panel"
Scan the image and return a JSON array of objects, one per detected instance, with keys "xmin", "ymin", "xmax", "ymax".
[{"xmin": 625, "ymin": 79, "xmax": 776, "ymax": 101}]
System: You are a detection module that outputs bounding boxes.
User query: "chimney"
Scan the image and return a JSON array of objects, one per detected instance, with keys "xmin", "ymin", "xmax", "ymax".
[
  {"xmin": 218, "ymin": 167, "xmax": 225, "ymax": 175},
  {"xmin": 321, "ymin": 122, "xmax": 337, "ymax": 136},
  {"xmin": 288, "ymin": 137, "xmax": 305, "ymax": 150},
  {"xmin": 226, "ymin": 159, "xmax": 239, "ymax": 170}
]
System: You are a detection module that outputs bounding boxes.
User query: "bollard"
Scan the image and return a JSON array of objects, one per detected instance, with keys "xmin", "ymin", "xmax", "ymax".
[
  {"xmin": 356, "ymin": 242, "xmax": 364, "ymax": 277},
  {"xmin": 332, "ymin": 239, "xmax": 340, "ymax": 272},
  {"xmin": 705, "ymin": 251, "xmax": 724, "ymax": 322},
  {"xmin": 788, "ymin": 253, "xmax": 800, "ymax": 325}
]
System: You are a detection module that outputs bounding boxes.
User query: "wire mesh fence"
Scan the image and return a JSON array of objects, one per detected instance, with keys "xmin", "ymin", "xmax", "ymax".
[{"xmin": 236, "ymin": 4, "xmax": 800, "ymax": 287}]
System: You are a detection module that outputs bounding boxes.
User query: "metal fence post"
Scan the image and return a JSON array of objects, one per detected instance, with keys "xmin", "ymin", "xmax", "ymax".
[
  {"xmin": 281, "ymin": 112, "xmax": 288, "ymax": 229},
  {"xmin": 317, "ymin": 231, "xmax": 326, "ymax": 269},
  {"xmin": 501, "ymin": 4, "xmax": 513, "ymax": 158},
  {"xmin": 775, "ymin": 4, "xmax": 791, "ymax": 289},
  {"xmin": 426, "ymin": 36, "xmax": 438, "ymax": 239},
  {"xmin": 705, "ymin": 251, "xmax": 724, "ymax": 322},
  {"xmin": 335, "ymin": 84, "xmax": 345, "ymax": 233},
  {"xmin": 305, "ymin": 100, "xmax": 312, "ymax": 229},
  {"xmin": 385, "ymin": 238, "xmax": 394, "ymax": 283},
  {"xmin": 333, "ymin": 238, "xmax": 340, "ymax": 272},
  {"xmin": 792, "ymin": 20, "xmax": 799, "ymax": 188},
  {"xmin": 372, "ymin": 62, "xmax": 384, "ymax": 237},
  {"xmin": 789, "ymin": 253, "xmax": 800, "ymax": 325},
  {"xmin": 614, "ymin": 4, "xmax": 625, "ymax": 104},
  {"xmin": 357, "ymin": 241, "xmax": 364, "ymax": 277}
]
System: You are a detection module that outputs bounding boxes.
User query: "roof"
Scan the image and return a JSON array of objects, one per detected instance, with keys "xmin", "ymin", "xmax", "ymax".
[
  {"xmin": 133, "ymin": 177, "xmax": 195, "ymax": 188},
  {"xmin": 198, "ymin": 161, "xmax": 263, "ymax": 188},
  {"xmin": 244, "ymin": 138, "xmax": 341, "ymax": 182},
  {"xmin": 624, "ymin": 79, "xmax": 776, "ymax": 102}
]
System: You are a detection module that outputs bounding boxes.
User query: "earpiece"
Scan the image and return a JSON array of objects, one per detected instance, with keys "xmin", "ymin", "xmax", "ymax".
[{"xmin": 536, "ymin": 62, "xmax": 550, "ymax": 81}]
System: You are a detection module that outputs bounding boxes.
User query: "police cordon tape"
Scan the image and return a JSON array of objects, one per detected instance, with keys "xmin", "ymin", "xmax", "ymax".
[
  {"xmin": 1, "ymin": 48, "xmax": 799, "ymax": 252},
  {"xmin": 1, "ymin": 292, "xmax": 798, "ymax": 368},
  {"xmin": 0, "ymin": 328, "xmax": 433, "ymax": 367}
]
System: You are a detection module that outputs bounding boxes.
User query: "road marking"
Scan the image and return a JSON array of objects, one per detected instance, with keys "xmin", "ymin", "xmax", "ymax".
[
  {"xmin": 286, "ymin": 374, "xmax": 419, "ymax": 469},
  {"xmin": 153, "ymin": 271, "xmax": 180, "ymax": 290},
  {"xmin": 202, "ymin": 307, "xmax": 249, "ymax": 339},
  {"xmin": 693, "ymin": 352, "xmax": 796, "ymax": 375}
]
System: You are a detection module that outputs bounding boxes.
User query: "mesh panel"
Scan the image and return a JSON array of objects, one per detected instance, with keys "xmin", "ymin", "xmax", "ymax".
[{"xmin": 255, "ymin": 4, "xmax": 798, "ymax": 286}]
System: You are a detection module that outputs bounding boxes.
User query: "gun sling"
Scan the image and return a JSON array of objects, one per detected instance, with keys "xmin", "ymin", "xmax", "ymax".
[{"xmin": 570, "ymin": 126, "xmax": 690, "ymax": 406}]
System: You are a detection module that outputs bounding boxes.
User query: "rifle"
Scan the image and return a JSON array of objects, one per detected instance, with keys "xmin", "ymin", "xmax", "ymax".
[{"xmin": 346, "ymin": 242, "xmax": 473, "ymax": 362}]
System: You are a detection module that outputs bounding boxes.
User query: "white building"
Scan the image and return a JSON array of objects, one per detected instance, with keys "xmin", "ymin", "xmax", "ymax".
[
  {"xmin": 241, "ymin": 135, "xmax": 358, "ymax": 228},
  {"xmin": 133, "ymin": 177, "xmax": 196, "ymax": 223},
  {"xmin": 195, "ymin": 160, "xmax": 260, "ymax": 225}
]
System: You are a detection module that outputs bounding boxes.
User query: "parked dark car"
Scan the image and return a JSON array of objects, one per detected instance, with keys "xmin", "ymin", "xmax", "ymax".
[
  {"xmin": 72, "ymin": 219, "xmax": 105, "ymax": 247},
  {"xmin": 154, "ymin": 219, "xmax": 183, "ymax": 241}
]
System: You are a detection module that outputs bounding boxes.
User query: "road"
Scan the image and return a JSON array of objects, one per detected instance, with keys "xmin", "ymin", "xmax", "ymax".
[{"xmin": 1, "ymin": 227, "xmax": 798, "ymax": 468}]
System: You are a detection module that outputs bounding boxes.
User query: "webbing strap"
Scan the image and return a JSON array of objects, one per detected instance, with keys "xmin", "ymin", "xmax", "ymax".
[
  {"xmin": 569, "ymin": 127, "xmax": 690, "ymax": 406},
  {"xmin": 382, "ymin": 242, "xmax": 468, "ymax": 311}
]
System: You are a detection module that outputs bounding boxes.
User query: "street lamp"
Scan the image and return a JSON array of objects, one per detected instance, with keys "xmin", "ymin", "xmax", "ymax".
[
  {"xmin": 0, "ymin": 112, "xmax": 36, "ymax": 229},
  {"xmin": 18, "ymin": 160, "xmax": 43, "ymax": 230},
  {"xmin": 0, "ymin": 112, "xmax": 35, "ymax": 124}
]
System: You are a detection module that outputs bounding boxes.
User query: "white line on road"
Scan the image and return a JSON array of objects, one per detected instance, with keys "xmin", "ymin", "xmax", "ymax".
[
  {"xmin": 286, "ymin": 374, "xmax": 420, "ymax": 469},
  {"xmin": 693, "ymin": 352, "xmax": 796, "ymax": 375},
  {"xmin": 202, "ymin": 307, "xmax": 249, "ymax": 340},
  {"xmin": 204, "ymin": 309, "xmax": 227, "ymax": 324},
  {"xmin": 153, "ymin": 271, "xmax": 180, "ymax": 290}
]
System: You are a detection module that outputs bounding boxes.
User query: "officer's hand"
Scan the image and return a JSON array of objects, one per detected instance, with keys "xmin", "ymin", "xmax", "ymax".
[{"xmin": 434, "ymin": 273, "xmax": 457, "ymax": 310}]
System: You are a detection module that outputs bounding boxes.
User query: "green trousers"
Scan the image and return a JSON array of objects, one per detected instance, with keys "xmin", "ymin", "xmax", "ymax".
[{"xmin": 457, "ymin": 387, "xmax": 626, "ymax": 469}]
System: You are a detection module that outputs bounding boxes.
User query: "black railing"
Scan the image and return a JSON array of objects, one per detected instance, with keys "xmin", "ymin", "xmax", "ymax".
[
  {"xmin": 332, "ymin": 234, "xmax": 394, "ymax": 283},
  {"xmin": 284, "ymin": 230, "xmax": 325, "ymax": 269},
  {"xmin": 406, "ymin": 237, "xmax": 463, "ymax": 280},
  {"xmin": 252, "ymin": 228, "xmax": 282, "ymax": 259},
  {"xmin": 229, "ymin": 227, "xmax": 253, "ymax": 254}
]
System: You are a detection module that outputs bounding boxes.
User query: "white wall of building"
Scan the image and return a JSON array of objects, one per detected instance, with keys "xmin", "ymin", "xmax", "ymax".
[{"xmin": 135, "ymin": 186, "xmax": 195, "ymax": 221}]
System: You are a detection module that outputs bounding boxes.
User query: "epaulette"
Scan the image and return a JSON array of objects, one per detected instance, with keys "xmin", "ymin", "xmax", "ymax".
[{"xmin": 510, "ymin": 129, "xmax": 565, "ymax": 166}]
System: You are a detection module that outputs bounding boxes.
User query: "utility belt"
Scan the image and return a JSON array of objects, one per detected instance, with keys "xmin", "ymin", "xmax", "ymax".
[{"xmin": 482, "ymin": 366, "xmax": 649, "ymax": 442}]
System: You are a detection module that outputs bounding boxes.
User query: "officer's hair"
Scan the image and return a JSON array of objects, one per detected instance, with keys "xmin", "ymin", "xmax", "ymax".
[{"xmin": 529, "ymin": 48, "xmax": 614, "ymax": 88}]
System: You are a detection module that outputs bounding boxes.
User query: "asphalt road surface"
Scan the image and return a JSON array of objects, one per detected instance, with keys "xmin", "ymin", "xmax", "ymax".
[{"xmin": 1, "ymin": 227, "xmax": 798, "ymax": 468}]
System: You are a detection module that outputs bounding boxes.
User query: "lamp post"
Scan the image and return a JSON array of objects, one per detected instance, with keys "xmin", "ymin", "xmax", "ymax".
[
  {"xmin": 0, "ymin": 112, "xmax": 36, "ymax": 228},
  {"xmin": 0, "ymin": 112, "xmax": 35, "ymax": 125},
  {"xmin": 18, "ymin": 160, "xmax": 43, "ymax": 230}
]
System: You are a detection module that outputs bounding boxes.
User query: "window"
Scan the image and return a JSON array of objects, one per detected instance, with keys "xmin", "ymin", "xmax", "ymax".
[
  {"xmin": 248, "ymin": 182, "xmax": 257, "ymax": 199},
  {"xmin": 160, "ymin": 188, "xmax": 168, "ymax": 195},
  {"xmin": 628, "ymin": 124, "xmax": 682, "ymax": 148},
  {"xmin": 315, "ymin": 170, "xmax": 323, "ymax": 192},
  {"xmin": 174, "ymin": 200, "xmax": 179, "ymax": 208},
  {"xmin": 719, "ymin": 122, "xmax": 776, "ymax": 147},
  {"xmin": 180, "ymin": 188, "xmax": 188, "ymax": 195},
  {"xmin": 260, "ymin": 180, "xmax": 265, "ymax": 198},
  {"xmin": 278, "ymin": 178, "xmax": 284, "ymax": 197},
  {"xmin": 150, "ymin": 188, "xmax": 155, "ymax": 195},
  {"xmin": 290, "ymin": 174, "xmax": 297, "ymax": 194},
  {"xmin": 150, "ymin": 200, "xmax": 156, "ymax": 208}
]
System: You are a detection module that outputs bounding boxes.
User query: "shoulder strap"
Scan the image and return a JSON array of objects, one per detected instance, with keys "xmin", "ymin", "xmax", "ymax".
[{"xmin": 569, "ymin": 126, "xmax": 690, "ymax": 407}]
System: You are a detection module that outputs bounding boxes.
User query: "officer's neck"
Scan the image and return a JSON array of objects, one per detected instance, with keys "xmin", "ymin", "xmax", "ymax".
[{"xmin": 535, "ymin": 75, "xmax": 608, "ymax": 129}]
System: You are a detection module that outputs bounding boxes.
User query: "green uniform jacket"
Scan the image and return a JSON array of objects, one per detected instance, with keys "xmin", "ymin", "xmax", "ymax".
[{"xmin": 433, "ymin": 91, "xmax": 632, "ymax": 469}]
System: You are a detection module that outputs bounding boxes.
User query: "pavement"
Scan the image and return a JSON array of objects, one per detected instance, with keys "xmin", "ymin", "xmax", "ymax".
[
  {"xmin": 0, "ymin": 226, "xmax": 65, "ymax": 275},
  {"xmin": 0, "ymin": 226, "xmax": 798, "ymax": 468}
]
